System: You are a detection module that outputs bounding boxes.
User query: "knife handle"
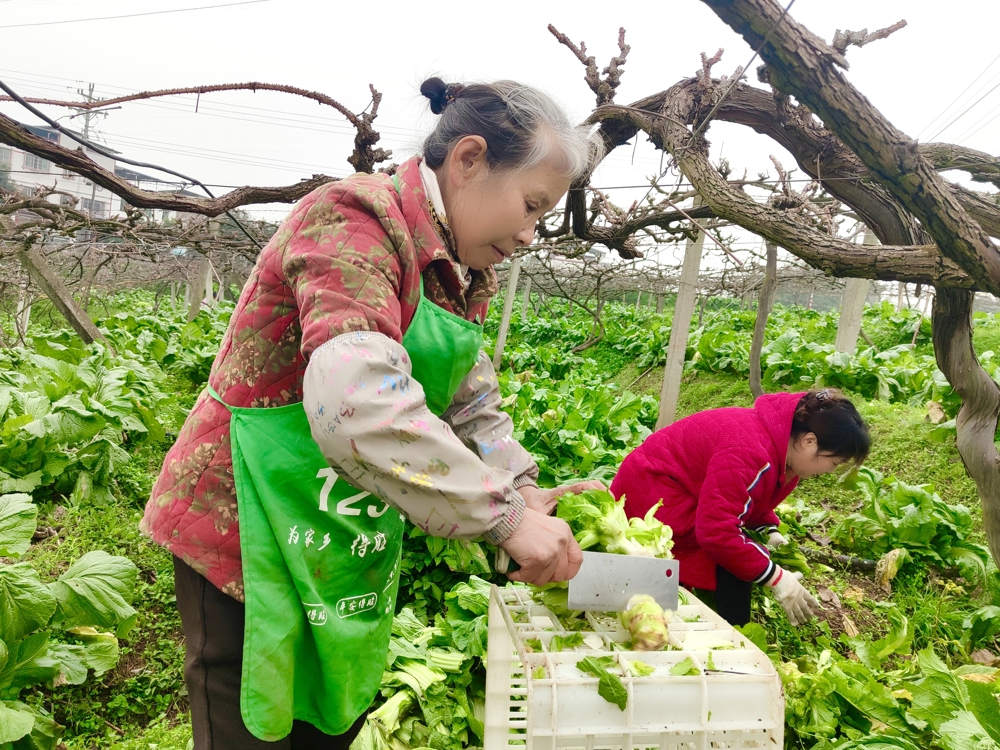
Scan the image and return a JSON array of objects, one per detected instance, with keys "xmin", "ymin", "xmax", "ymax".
[{"xmin": 495, "ymin": 548, "xmax": 520, "ymax": 574}]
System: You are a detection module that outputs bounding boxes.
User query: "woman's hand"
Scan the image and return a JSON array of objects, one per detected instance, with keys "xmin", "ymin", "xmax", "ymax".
[
  {"xmin": 500, "ymin": 509, "xmax": 583, "ymax": 585},
  {"xmin": 767, "ymin": 567, "xmax": 820, "ymax": 626},
  {"xmin": 519, "ymin": 480, "xmax": 607, "ymax": 516}
]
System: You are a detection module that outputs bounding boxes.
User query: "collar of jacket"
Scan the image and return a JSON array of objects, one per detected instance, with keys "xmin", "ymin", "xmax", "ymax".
[
  {"xmin": 393, "ymin": 156, "xmax": 498, "ymax": 298},
  {"xmin": 752, "ymin": 390, "xmax": 807, "ymax": 486}
]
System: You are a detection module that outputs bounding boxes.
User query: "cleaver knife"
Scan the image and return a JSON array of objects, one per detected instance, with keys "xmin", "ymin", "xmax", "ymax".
[{"xmin": 567, "ymin": 551, "xmax": 679, "ymax": 612}]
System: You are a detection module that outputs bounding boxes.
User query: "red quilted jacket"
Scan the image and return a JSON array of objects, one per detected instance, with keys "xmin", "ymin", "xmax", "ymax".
[
  {"xmin": 610, "ymin": 392, "xmax": 804, "ymax": 590},
  {"xmin": 140, "ymin": 157, "xmax": 497, "ymax": 600}
]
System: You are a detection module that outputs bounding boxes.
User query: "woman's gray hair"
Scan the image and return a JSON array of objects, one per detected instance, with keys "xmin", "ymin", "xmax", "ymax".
[{"xmin": 420, "ymin": 77, "xmax": 603, "ymax": 181}]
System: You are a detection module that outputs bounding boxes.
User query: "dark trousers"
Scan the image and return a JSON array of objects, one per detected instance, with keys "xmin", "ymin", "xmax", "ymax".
[
  {"xmin": 173, "ymin": 556, "xmax": 368, "ymax": 750},
  {"xmin": 693, "ymin": 565, "xmax": 753, "ymax": 627}
]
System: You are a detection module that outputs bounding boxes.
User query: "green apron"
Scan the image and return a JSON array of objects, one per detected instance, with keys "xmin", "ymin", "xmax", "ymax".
[{"xmin": 213, "ymin": 221, "xmax": 483, "ymax": 739}]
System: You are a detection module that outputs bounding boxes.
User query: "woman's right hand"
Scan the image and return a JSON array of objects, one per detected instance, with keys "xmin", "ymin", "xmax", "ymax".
[
  {"xmin": 500, "ymin": 509, "xmax": 583, "ymax": 585},
  {"xmin": 768, "ymin": 567, "xmax": 820, "ymax": 626}
]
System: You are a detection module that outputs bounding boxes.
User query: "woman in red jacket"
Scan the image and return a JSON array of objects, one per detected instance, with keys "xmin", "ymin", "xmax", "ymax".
[{"xmin": 610, "ymin": 389, "xmax": 869, "ymax": 627}]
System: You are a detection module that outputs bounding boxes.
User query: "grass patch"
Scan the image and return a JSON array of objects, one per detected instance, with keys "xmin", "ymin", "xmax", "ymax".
[
  {"xmin": 105, "ymin": 716, "xmax": 192, "ymax": 750},
  {"xmin": 583, "ymin": 340, "xmax": 633, "ymax": 379},
  {"xmin": 23, "ymin": 499, "xmax": 187, "ymax": 748}
]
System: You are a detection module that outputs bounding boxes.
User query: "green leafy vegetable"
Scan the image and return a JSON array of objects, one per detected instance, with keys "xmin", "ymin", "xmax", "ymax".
[
  {"xmin": 557, "ymin": 491, "xmax": 673, "ymax": 558},
  {"xmin": 549, "ymin": 633, "xmax": 584, "ymax": 652},
  {"xmin": 832, "ymin": 468, "xmax": 990, "ymax": 577},
  {"xmin": 965, "ymin": 679, "xmax": 1000, "ymax": 744},
  {"xmin": 842, "ymin": 605, "xmax": 912, "ymax": 670},
  {"xmin": 0, "ymin": 701, "xmax": 35, "ymax": 744},
  {"xmin": 49, "ymin": 551, "xmax": 139, "ymax": 636},
  {"xmin": 669, "ymin": 657, "xmax": 701, "ymax": 676},
  {"xmin": 576, "ymin": 656, "xmax": 628, "ymax": 711},
  {"xmin": 0, "ymin": 564, "xmax": 57, "ymax": 642},
  {"xmin": 0, "ymin": 495, "xmax": 37, "ymax": 558}
]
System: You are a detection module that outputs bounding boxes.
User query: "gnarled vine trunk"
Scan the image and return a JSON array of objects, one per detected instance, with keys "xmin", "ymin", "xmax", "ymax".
[{"xmin": 932, "ymin": 287, "xmax": 1000, "ymax": 563}]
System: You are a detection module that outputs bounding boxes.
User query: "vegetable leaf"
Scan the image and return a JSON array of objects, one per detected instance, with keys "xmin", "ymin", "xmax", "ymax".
[
  {"xmin": 550, "ymin": 633, "xmax": 584, "ymax": 652},
  {"xmin": 577, "ymin": 656, "xmax": 628, "ymax": 711},
  {"xmin": 669, "ymin": 657, "xmax": 701, "ymax": 676},
  {"xmin": 905, "ymin": 648, "xmax": 969, "ymax": 732},
  {"xmin": 937, "ymin": 710, "xmax": 1000, "ymax": 750},
  {"xmin": 0, "ymin": 564, "xmax": 57, "ymax": 642},
  {"xmin": 0, "ymin": 700, "xmax": 35, "ymax": 744},
  {"xmin": 0, "ymin": 494, "xmax": 38, "ymax": 558},
  {"xmin": 965, "ymin": 680, "xmax": 1000, "ymax": 744},
  {"xmin": 49, "ymin": 551, "xmax": 138, "ymax": 636}
]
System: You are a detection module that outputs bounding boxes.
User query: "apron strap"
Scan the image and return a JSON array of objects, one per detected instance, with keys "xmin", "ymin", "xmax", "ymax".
[{"xmin": 205, "ymin": 383, "xmax": 234, "ymax": 413}]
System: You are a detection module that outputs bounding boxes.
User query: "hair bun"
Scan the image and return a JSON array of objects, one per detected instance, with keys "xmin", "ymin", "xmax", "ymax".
[{"xmin": 420, "ymin": 77, "xmax": 450, "ymax": 115}]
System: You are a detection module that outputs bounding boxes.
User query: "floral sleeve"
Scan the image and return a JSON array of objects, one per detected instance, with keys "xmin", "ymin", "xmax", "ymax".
[
  {"xmin": 302, "ymin": 332, "xmax": 525, "ymax": 544},
  {"xmin": 440, "ymin": 351, "xmax": 539, "ymax": 488}
]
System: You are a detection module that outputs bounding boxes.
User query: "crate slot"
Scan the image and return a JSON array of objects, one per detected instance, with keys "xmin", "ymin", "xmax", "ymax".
[{"xmin": 485, "ymin": 586, "xmax": 783, "ymax": 750}]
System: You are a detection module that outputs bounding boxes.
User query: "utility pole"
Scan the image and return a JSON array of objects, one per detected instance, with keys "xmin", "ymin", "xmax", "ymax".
[
  {"xmin": 73, "ymin": 83, "xmax": 108, "ymax": 141},
  {"xmin": 72, "ymin": 84, "xmax": 111, "ymax": 218}
]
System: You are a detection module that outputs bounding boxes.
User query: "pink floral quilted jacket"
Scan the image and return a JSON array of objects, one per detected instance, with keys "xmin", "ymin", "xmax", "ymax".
[{"xmin": 141, "ymin": 157, "xmax": 503, "ymax": 600}]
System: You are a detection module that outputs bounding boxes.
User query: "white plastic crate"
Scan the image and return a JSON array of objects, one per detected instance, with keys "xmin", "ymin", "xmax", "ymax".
[{"xmin": 484, "ymin": 585, "xmax": 783, "ymax": 750}]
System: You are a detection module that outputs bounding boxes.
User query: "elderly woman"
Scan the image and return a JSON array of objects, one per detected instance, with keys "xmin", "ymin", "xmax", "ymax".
[{"xmin": 141, "ymin": 77, "xmax": 603, "ymax": 749}]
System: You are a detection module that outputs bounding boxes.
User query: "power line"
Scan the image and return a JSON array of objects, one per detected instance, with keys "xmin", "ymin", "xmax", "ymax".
[
  {"xmin": 928, "ymin": 77, "xmax": 1000, "ymax": 142},
  {"xmin": 101, "ymin": 130, "xmax": 347, "ymax": 174},
  {"xmin": 0, "ymin": 77, "xmax": 264, "ymax": 250},
  {"xmin": 916, "ymin": 50, "xmax": 1000, "ymax": 140},
  {"xmin": 0, "ymin": 0, "xmax": 272, "ymax": 30},
  {"xmin": 0, "ymin": 67, "xmax": 665, "ymax": 174},
  {"xmin": 955, "ymin": 110, "xmax": 1000, "ymax": 146},
  {"xmin": 951, "ymin": 98, "xmax": 1000, "ymax": 144}
]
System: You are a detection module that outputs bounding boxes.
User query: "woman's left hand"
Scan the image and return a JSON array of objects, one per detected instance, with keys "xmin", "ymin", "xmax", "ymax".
[{"xmin": 519, "ymin": 480, "xmax": 607, "ymax": 516}]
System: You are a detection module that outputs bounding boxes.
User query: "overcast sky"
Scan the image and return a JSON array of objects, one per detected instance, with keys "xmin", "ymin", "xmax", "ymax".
[{"xmin": 2, "ymin": 0, "xmax": 999, "ymax": 262}]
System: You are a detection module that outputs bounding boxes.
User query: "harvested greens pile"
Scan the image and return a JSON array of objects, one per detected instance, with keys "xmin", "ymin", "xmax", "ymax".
[
  {"xmin": 353, "ymin": 577, "xmax": 492, "ymax": 750},
  {"xmin": 354, "ymin": 490, "xmax": 683, "ymax": 750}
]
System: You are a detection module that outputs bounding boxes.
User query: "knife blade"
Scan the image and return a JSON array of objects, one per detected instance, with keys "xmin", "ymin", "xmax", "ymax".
[{"xmin": 567, "ymin": 551, "xmax": 679, "ymax": 612}]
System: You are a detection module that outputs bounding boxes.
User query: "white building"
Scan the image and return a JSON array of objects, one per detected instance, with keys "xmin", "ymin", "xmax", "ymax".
[{"xmin": 0, "ymin": 122, "xmax": 124, "ymax": 218}]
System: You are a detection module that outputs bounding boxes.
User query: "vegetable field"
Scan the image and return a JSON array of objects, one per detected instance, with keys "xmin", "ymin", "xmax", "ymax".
[{"xmin": 5, "ymin": 289, "xmax": 1000, "ymax": 750}]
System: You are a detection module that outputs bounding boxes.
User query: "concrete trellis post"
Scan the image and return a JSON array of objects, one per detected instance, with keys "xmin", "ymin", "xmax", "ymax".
[
  {"xmin": 15, "ymin": 286, "xmax": 31, "ymax": 342},
  {"xmin": 749, "ymin": 242, "xmax": 778, "ymax": 399},
  {"xmin": 205, "ymin": 258, "xmax": 216, "ymax": 307},
  {"xmin": 835, "ymin": 230, "xmax": 876, "ymax": 354},
  {"xmin": 656, "ymin": 201, "xmax": 705, "ymax": 429},
  {"xmin": 521, "ymin": 274, "xmax": 532, "ymax": 317},
  {"xmin": 187, "ymin": 255, "xmax": 213, "ymax": 322},
  {"xmin": 18, "ymin": 247, "xmax": 107, "ymax": 346},
  {"xmin": 492, "ymin": 257, "xmax": 521, "ymax": 370}
]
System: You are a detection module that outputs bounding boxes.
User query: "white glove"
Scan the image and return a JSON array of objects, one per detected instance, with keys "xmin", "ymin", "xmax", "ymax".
[
  {"xmin": 766, "ymin": 530, "xmax": 788, "ymax": 548},
  {"xmin": 767, "ymin": 568, "xmax": 819, "ymax": 626}
]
